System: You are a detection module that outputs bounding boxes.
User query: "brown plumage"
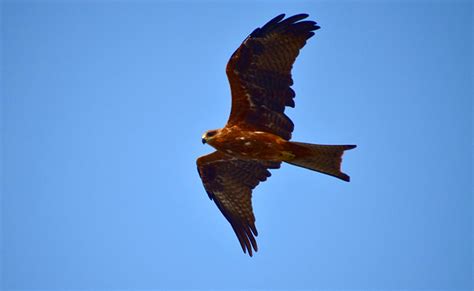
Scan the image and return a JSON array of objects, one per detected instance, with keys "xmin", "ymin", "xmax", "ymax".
[{"xmin": 197, "ymin": 14, "xmax": 356, "ymax": 256}]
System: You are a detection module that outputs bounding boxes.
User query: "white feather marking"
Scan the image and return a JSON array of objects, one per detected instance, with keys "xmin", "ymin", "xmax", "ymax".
[{"xmin": 245, "ymin": 92, "xmax": 256, "ymax": 107}]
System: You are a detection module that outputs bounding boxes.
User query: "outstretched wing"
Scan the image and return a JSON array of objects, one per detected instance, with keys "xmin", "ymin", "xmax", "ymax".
[
  {"xmin": 196, "ymin": 151, "xmax": 280, "ymax": 256},
  {"xmin": 226, "ymin": 14, "xmax": 320, "ymax": 140}
]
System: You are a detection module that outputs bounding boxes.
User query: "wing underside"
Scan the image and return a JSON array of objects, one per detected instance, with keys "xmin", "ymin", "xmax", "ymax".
[
  {"xmin": 197, "ymin": 151, "xmax": 280, "ymax": 256},
  {"xmin": 226, "ymin": 14, "xmax": 320, "ymax": 140}
]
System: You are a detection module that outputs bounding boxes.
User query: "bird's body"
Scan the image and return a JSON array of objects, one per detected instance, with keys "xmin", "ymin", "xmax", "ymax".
[
  {"xmin": 203, "ymin": 127, "xmax": 289, "ymax": 162},
  {"xmin": 197, "ymin": 13, "xmax": 356, "ymax": 256}
]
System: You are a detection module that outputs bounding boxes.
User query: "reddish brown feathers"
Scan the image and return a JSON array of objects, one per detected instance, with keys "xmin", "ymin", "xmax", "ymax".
[
  {"xmin": 196, "ymin": 14, "xmax": 355, "ymax": 257},
  {"xmin": 286, "ymin": 143, "xmax": 357, "ymax": 182},
  {"xmin": 197, "ymin": 152, "xmax": 280, "ymax": 256},
  {"xmin": 226, "ymin": 13, "xmax": 320, "ymax": 140}
]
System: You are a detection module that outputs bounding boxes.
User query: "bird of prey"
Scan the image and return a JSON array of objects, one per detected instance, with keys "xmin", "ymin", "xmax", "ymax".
[{"xmin": 196, "ymin": 13, "xmax": 356, "ymax": 256}]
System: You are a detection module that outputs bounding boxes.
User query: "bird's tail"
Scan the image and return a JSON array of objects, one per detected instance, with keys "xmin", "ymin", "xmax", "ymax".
[{"xmin": 284, "ymin": 142, "xmax": 356, "ymax": 182}]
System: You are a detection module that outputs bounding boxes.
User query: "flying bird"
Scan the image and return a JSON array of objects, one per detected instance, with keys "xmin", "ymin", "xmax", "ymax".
[{"xmin": 197, "ymin": 13, "xmax": 356, "ymax": 256}]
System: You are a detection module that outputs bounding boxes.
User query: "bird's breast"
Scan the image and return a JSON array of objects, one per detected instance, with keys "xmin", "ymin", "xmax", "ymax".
[{"xmin": 212, "ymin": 130, "xmax": 289, "ymax": 161}]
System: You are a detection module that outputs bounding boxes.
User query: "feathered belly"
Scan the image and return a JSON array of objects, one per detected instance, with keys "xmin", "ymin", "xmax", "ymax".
[{"xmin": 213, "ymin": 130, "xmax": 293, "ymax": 161}]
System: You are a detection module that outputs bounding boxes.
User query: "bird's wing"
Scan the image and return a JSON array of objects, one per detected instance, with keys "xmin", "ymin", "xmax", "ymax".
[
  {"xmin": 226, "ymin": 14, "xmax": 320, "ymax": 140},
  {"xmin": 196, "ymin": 151, "xmax": 281, "ymax": 256}
]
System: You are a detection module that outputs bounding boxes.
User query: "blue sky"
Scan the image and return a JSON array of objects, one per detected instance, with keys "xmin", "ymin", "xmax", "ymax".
[{"xmin": 1, "ymin": 1, "xmax": 472, "ymax": 290}]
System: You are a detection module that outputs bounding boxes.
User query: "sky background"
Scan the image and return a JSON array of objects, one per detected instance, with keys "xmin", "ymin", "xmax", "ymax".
[{"xmin": 1, "ymin": 0, "xmax": 472, "ymax": 290}]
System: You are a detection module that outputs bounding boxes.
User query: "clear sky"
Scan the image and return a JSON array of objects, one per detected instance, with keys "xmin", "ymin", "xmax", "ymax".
[{"xmin": 1, "ymin": 1, "xmax": 472, "ymax": 290}]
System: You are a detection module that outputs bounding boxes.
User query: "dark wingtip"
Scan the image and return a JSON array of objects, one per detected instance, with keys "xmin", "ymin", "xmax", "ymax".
[
  {"xmin": 340, "ymin": 173, "xmax": 351, "ymax": 182},
  {"xmin": 246, "ymin": 241, "xmax": 253, "ymax": 257},
  {"xmin": 266, "ymin": 13, "xmax": 286, "ymax": 26},
  {"xmin": 251, "ymin": 13, "xmax": 319, "ymax": 38},
  {"xmin": 281, "ymin": 13, "xmax": 309, "ymax": 24},
  {"xmin": 250, "ymin": 223, "xmax": 258, "ymax": 237},
  {"xmin": 345, "ymin": 145, "xmax": 357, "ymax": 150},
  {"xmin": 254, "ymin": 13, "xmax": 285, "ymax": 36},
  {"xmin": 246, "ymin": 245, "xmax": 257, "ymax": 257}
]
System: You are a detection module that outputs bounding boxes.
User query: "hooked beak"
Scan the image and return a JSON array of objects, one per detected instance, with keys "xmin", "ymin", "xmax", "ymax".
[{"xmin": 202, "ymin": 137, "xmax": 207, "ymax": 144}]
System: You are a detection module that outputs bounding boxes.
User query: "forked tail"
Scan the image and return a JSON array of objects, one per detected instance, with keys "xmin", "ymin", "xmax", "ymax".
[{"xmin": 285, "ymin": 142, "xmax": 356, "ymax": 182}]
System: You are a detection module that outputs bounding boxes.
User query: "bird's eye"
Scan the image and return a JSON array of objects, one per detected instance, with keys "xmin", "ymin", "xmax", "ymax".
[{"xmin": 207, "ymin": 131, "xmax": 216, "ymax": 137}]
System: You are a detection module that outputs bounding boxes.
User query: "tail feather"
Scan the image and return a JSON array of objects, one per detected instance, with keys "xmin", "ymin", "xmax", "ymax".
[{"xmin": 285, "ymin": 142, "xmax": 356, "ymax": 182}]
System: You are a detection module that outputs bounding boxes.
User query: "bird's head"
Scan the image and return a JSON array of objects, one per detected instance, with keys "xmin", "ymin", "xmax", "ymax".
[{"xmin": 202, "ymin": 129, "xmax": 219, "ymax": 145}]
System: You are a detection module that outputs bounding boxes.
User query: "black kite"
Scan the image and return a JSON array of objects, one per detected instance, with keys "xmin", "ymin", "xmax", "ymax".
[{"xmin": 197, "ymin": 14, "xmax": 356, "ymax": 256}]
